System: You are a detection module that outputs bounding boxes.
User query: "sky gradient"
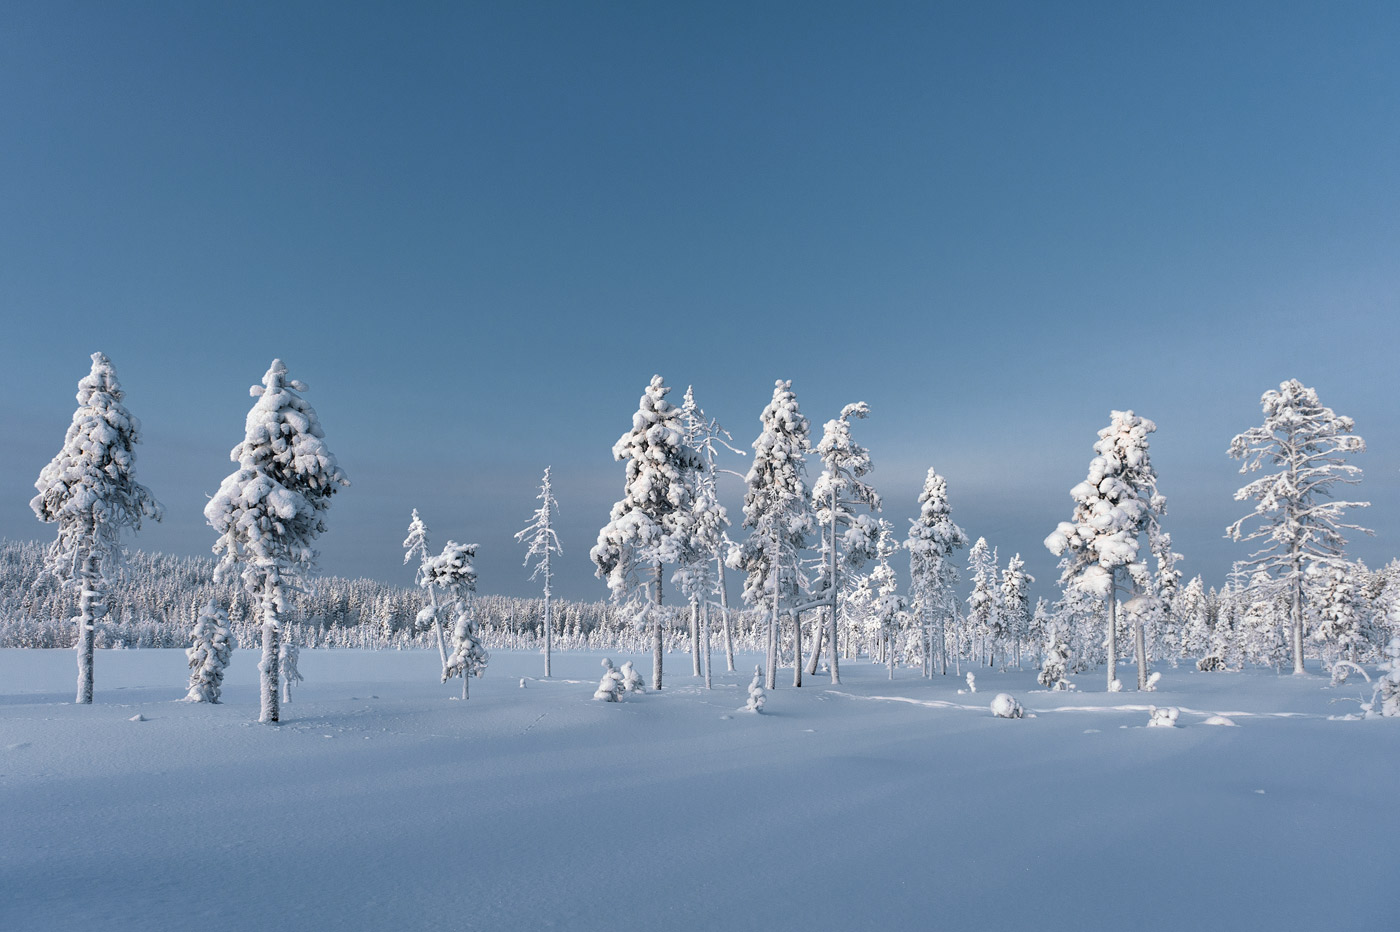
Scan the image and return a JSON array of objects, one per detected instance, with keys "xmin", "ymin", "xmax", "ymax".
[{"xmin": 2, "ymin": 1, "xmax": 1397, "ymax": 603}]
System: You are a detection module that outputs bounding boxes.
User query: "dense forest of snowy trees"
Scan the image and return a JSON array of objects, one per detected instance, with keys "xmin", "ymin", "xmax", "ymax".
[{"xmin": 14, "ymin": 360, "xmax": 1400, "ymax": 711}]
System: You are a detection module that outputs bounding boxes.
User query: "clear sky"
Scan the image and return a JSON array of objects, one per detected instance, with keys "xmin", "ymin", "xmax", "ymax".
[{"xmin": 2, "ymin": 1, "xmax": 1397, "ymax": 603}]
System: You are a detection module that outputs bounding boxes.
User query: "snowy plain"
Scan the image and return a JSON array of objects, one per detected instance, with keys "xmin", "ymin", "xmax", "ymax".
[{"xmin": 2, "ymin": 648, "xmax": 1394, "ymax": 932}]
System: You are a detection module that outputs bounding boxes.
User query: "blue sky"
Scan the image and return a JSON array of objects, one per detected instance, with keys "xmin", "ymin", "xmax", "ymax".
[{"xmin": 2, "ymin": 1, "xmax": 1397, "ymax": 601}]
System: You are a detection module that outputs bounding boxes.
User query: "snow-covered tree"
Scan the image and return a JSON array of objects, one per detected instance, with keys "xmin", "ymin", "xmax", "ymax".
[
  {"xmin": 809, "ymin": 402, "xmax": 881, "ymax": 684},
  {"xmin": 1227, "ymin": 379, "xmax": 1370, "ymax": 674},
  {"xmin": 678, "ymin": 386, "xmax": 746, "ymax": 676},
  {"xmin": 591, "ymin": 375, "xmax": 702, "ymax": 691},
  {"xmin": 31, "ymin": 353, "xmax": 164, "ymax": 704},
  {"xmin": 1045, "ymin": 410, "xmax": 1165, "ymax": 690},
  {"xmin": 594, "ymin": 658, "xmax": 624, "ymax": 702},
  {"xmin": 1038, "ymin": 621, "xmax": 1074, "ymax": 690},
  {"xmin": 403, "ymin": 510, "xmax": 450, "ymax": 674},
  {"xmin": 426, "ymin": 541, "xmax": 486, "ymax": 699},
  {"xmin": 204, "ymin": 360, "xmax": 348, "ymax": 723},
  {"xmin": 1311, "ymin": 562, "xmax": 1363, "ymax": 665},
  {"xmin": 998, "ymin": 554, "xmax": 1033, "ymax": 669},
  {"xmin": 619, "ymin": 660, "xmax": 645, "ymax": 694},
  {"xmin": 515, "ymin": 467, "xmax": 562, "ymax": 678},
  {"xmin": 728, "ymin": 380, "xmax": 814, "ymax": 689},
  {"xmin": 905, "ymin": 468, "xmax": 968, "ymax": 677},
  {"xmin": 966, "ymin": 538, "xmax": 999, "ymax": 666},
  {"xmin": 1176, "ymin": 576, "xmax": 1210, "ymax": 664},
  {"xmin": 185, "ymin": 599, "xmax": 233, "ymax": 703},
  {"xmin": 1368, "ymin": 634, "xmax": 1400, "ymax": 718},
  {"xmin": 279, "ymin": 638, "xmax": 303, "ymax": 703},
  {"xmin": 745, "ymin": 666, "xmax": 766, "ymax": 712}
]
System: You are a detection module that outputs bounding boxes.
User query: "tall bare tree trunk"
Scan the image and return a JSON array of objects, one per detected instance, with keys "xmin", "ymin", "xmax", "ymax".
[
  {"xmin": 701, "ymin": 599, "xmax": 712, "ymax": 689},
  {"xmin": 652, "ymin": 563, "xmax": 664, "ymax": 691},
  {"xmin": 1134, "ymin": 616, "xmax": 1149, "ymax": 690},
  {"xmin": 718, "ymin": 556, "xmax": 736, "ymax": 673},
  {"xmin": 259, "ymin": 582, "xmax": 281, "ymax": 724},
  {"xmin": 544, "ymin": 588, "xmax": 552, "ymax": 678},
  {"xmin": 75, "ymin": 549, "xmax": 99, "ymax": 704},
  {"xmin": 793, "ymin": 609, "xmax": 803, "ymax": 687},
  {"xmin": 690, "ymin": 600, "xmax": 701, "ymax": 676},
  {"xmin": 1291, "ymin": 555, "xmax": 1306, "ymax": 675},
  {"xmin": 1106, "ymin": 574, "xmax": 1118, "ymax": 691}
]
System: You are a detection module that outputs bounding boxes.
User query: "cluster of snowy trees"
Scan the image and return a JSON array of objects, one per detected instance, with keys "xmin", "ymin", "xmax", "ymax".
[{"xmin": 19, "ymin": 354, "xmax": 1399, "ymax": 717}]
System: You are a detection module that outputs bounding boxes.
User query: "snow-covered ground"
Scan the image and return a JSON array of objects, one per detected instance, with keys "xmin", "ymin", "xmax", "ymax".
[{"xmin": 2, "ymin": 649, "xmax": 1394, "ymax": 931}]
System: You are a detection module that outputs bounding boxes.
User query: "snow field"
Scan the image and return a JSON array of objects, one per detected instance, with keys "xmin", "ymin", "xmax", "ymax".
[{"xmin": 1, "ymin": 648, "xmax": 1395, "ymax": 931}]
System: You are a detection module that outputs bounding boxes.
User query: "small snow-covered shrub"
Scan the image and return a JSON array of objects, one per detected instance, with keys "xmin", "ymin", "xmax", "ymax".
[
  {"xmin": 620, "ymin": 660, "xmax": 645, "ymax": 694},
  {"xmin": 1366, "ymin": 636, "xmax": 1400, "ymax": 718},
  {"xmin": 184, "ymin": 600, "xmax": 233, "ymax": 703},
  {"xmin": 1144, "ymin": 671, "xmax": 1162, "ymax": 692},
  {"xmin": 1038, "ymin": 627, "xmax": 1074, "ymax": 691},
  {"xmin": 990, "ymin": 693, "xmax": 1022, "ymax": 719},
  {"xmin": 279, "ymin": 639, "xmax": 304, "ymax": 703},
  {"xmin": 594, "ymin": 658, "xmax": 624, "ymax": 702},
  {"xmin": 965, "ymin": 672, "xmax": 976, "ymax": 693},
  {"xmin": 1108, "ymin": 678, "xmax": 1123, "ymax": 693},
  {"xmin": 746, "ymin": 666, "xmax": 766, "ymax": 712},
  {"xmin": 1148, "ymin": 706, "xmax": 1179, "ymax": 727},
  {"xmin": 1196, "ymin": 654, "xmax": 1227, "ymax": 672}
]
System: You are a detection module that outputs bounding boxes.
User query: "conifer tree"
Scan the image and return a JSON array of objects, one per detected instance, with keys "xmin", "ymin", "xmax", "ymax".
[
  {"xmin": 205, "ymin": 360, "xmax": 348, "ymax": 723},
  {"xmin": 591, "ymin": 375, "xmax": 702, "ymax": 691},
  {"xmin": 1227, "ymin": 379, "xmax": 1370, "ymax": 674},
  {"xmin": 403, "ymin": 509, "xmax": 450, "ymax": 674},
  {"xmin": 32, "ymin": 352, "xmax": 163, "ymax": 704},
  {"xmin": 1045, "ymin": 410, "xmax": 1165, "ymax": 690},
  {"xmin": 728, "ymin": 380, "xmax": 814, "ymax": 689},
  {"xmin": 185, "ymin": 599, "xmax": 233, "ymax": 703},
  {"xmin": 516, "ymin": 468, "xmax": 562, "ymax": 677},
  {"xmin": 905, "ymin": 469, "xmax": 968, "ymax": 676}
]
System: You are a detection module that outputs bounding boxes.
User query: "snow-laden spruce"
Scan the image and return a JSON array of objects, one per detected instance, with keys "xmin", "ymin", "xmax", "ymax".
[
  {"xmin": 620, "ymin": 660, "xmax": 645, "ymax": 694},
  {"xmin": 745, "ymin": 666, "xmax": 766, "ymax": 712},
  {"xmin": 1227, "ymin": 379, "xmax": 1370, "ymax": 675},
  {"xmin": 905, "ymin": 468, "xmax": 968, "ymax": 677},
  {"xmin": 966, "ymin": 538, "xmax": 999, "ymax": 666},
  {"xmin": 403, "ymin": 509, "xmax": 451, "ymax": 675},
  {"xmin": 674, "ymin": 387, "xmax": 732, "ymax": 689},
  {"xmin": 1045, "ymin": 410, "xmax": 1165, "ymax": 691},
  {"xmin": 31, "ymin": 352, "xmax": 163, "ymax": 704},
  {"xmin": 425, "ymin": 541, "xmax": 487, "ymax": 699},
  {"xmin": 998, "ymin": 553, "xmax": 1033, "ymax": 669},
  {"xmin": 594, "ymin": 658, "xmax": 624, "ymax": 701},
  {"xmin": 1037, "ymin": 621, "xmax": 1075, "ymax": 691},
  {"xmin": 515, "ymin": 468, "xmax": 562, "ymax": 678},
  {"xmin": 279, "ymin": 639, "xmax": 303, "ymax": 703},
  {"xmin": 808, "ymin": 402, "xmax": 881, "ymax": 685},
  {"xmin": 592, "ymin": 375, "xmax": 702, "ymax": 691},
  {"xmin": 728, "ymin": 380, "xmax": 814, "ymax": 690},
  {"xmin": 204, "ymin": 360, "xmax": 348, "ymax": 724},
  {"xmin": 678, "ymin": 386, "xmax": 746, "ymax": 679},
  {"xmin": 185, "ymin": 599, "xmax": 233, "ymax": 703}
]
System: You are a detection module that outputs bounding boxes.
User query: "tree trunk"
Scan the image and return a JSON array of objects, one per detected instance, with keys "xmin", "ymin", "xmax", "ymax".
[
  {"xmin": 702, "ymin": 599, "xmax": 712, "ymax": 689},
  {"xmin": 1134, "ymin": 614, "xmax": 1149, "ymax": 690},
  {"xmin": 805, "ymin": 613, "xmax": 824, "ymax": 676},
  {"xmin": 543, "ymin": 587, "xmax": 552, "ymax": 678},
  {"xmin": 426, "ymin": 584, "xmax": 448, "ymax": 678},
  {"xmin": 259, "ymin": 583, "xmax": 281, "ymax": 724},
  {"xmin": 792, "ymin": 609, "xmax": 803, "ymax": 687},
  {"xmin": 690, "ymin": 600, "xmax": 701, "ymax": 677},
  {"xmin": 718, "ymin": 556, "xmax": 736, "ymax": 673},
  {"xmin": 75, "ymin": 549, "xmax": 100, "ymax": 705},
  {"xmin": 1291, "ymin": 558, "xmax": 1306, "ymax": 675},
  {"xmin": 652, "ymin": 563, "xmax": 664, "ymax": 691},
  {"xmin": 1106, "ymin": 575, "xmax": 1118, "ymax": 691}
]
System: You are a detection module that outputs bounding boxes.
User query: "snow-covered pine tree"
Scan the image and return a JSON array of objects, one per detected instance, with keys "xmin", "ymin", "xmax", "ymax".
[
  {"xmin": 966, "ymin": 538, "xmax": 999, "ymax": 667},
  {"xmin": 1311, "ymin": 562, "xmax": 1363, "ymax": 666},
  {"xmin": 727, "ymin": 380, "xmax": 814, "ymax": 689},
  {"xmin": 809, "ymin": 402, "xmax": 881, "ymax": 685},
  {"xmin": 426, "ymin": 541, "xmax": 487, "ymax": 699},
  {"xmin": 746, "ymin": 665, "xmax": 766, "ymax": 712},
  {"xmin": 1038, "ymin": 621, "xmax": 1074, "ymax": 690},
  {"xmin": 403, "ymin": 509, "xmax": 451, "ymax": 675},
  {"xmin": 185, "ymin": 599, "xmax": 233, "ymax": 703},
  {"xmin": 204, "ymin": 360, "xmax": 348, "ymax": 724},
  {"xmin": 31, "ymin": 353, "xmax": 164, "ymax": 704},
  {"xmin": 594, "ymin": 658, "xmax": 624, "ymax": 702},
  {"xmin": 591, "ymin": 376, "xmax": 702, "ymax": 691},
  {"xmin": 1045, "ymin": 410, "xmax": 1165, "ymax": 691},
  {"xmin": 1227, "ymin": 379, "xmax": 1370, "ymax": 675},
  {"xmin": 905, "ymin": 469, "xmax": 968, "ymax": 677},
  {"xmin": 678, "ymin": 386, "xmax": 746, "ymax": 676},
  {"xmin": 1369, "ymin": 632, "xmax": 1400, "ymax": 717},
  {"xmin": 998, "ymin": 554, "xmax": 1033, "ymax": 669},
  {"xmin": 1176, "ymin": 576, "xmax": 1210, "ymax": 666},
  {"xmin": 515, "ymin": 467, "xmax": 563, "ymax": 677}
]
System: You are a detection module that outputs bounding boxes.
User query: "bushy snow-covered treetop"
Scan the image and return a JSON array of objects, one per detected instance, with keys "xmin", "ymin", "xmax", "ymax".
[
  {"xmin": 906, "ymin": 468, "xmax": 968, "ymax": 564},
  {"xmin": 1045, "ymin": 410, "xmax": 1165, "ymax": 597},
  {"xmin": 423, "ymin": 541, "xmax": 478, "ymax": 599},
  {"xmin": 204, "ymin": 360, "xmax": 348, "ymax": 591},
  {"xmin": 1226, "ymin": 379, "xmax": 1369, "ymax": 567},
  {"xmin": 591, "ymin": 375, "xmax": 702, "ymax": 594},
  {"xmin": 729, "ymin": 380, "xmax": 814, "ymax": 605},
  {"xmin": 31, "ymin": 352, "xmax": 163, "ymax": 581}
]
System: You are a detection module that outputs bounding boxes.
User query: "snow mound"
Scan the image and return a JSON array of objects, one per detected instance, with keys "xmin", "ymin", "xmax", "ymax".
[
  {"xmin": 129, "ymin": 713, "xmax": 146, "ymax": 722},
  {"xmin": 1202, "ymin": 715, "xmax": 1237, "ymax": 727},
  {"xmin": 990, "ymin": 693, "xmax": 1023, "ymax": 719}
]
